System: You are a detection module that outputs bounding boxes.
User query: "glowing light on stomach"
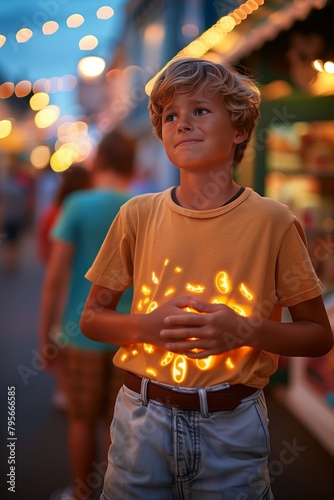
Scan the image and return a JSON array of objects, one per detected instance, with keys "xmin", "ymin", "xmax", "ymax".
[
  {"xmin": 186, "ymin": 336, "xmax": 201, "ymax": 353},
  {"xmin": 152, "ymin": 272, "xmax": 158, "ymax": 284},
  {"xmin": 143, "ymin": 343, "xmax": 154, "ymax": 354},
  {"xmin": 196, "ymin": 356, "xmax": 214, "ymax": 370},
  {"xmin": 146, "ymin": 368, "xmax": 157, "ymax": 377},
  {"xmin": 215, "ymin": 271, "xmax": 229, "ymax": 293},
  {"xmin": 137, "ymin": 298, "xmax": 151, "ymax": 311},
  {"xmin": 231, "ymin": 304, "xmax": 246, "ymax": 316},
  {"xmin": 226, "ymin": 357, "xmax": 235, "ymax": 369},
  {"xmin": 134, "ymin": 260, "xmax": 257, "ymax": 383},
  {"xmin": 161, "ymin": 351, "xmax": 173, "ymax": 366},
  {"xmin": 146, "ymin": 301, "xmax": 158, "ymax": 313},
  {"xmin": 212, "ymin": 298, "xmax": 225, "ymax": 304},
  {"xmin": 184, "ymin": 307, "xmax": 202, "ymax": 313},
  {"xmin": 186, "ymin": 283, "xmax": 205, "ymax": 293},
  {"xmin": 240, "ymin": 283, "xmax": 253, "ymax": 300},
  {"xmin": 172, "ymin": 355, "xmax": 187, "ymax": 383}
]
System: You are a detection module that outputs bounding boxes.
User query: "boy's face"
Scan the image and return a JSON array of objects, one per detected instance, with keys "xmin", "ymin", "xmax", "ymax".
[{"xmin": 161, "ymin": 87, "xmax": 247, "ymax": 173}]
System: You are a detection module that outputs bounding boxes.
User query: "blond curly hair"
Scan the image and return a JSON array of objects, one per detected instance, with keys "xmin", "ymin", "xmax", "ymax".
[{"xmin": 148, "ymin": 57, "xmax": 261, "ymax": 166}]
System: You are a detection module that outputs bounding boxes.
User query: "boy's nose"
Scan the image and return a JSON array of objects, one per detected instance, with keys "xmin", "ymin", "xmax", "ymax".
[{"xmin": 177, "ymin": 113, "xmax": 192, "ymax": 132}]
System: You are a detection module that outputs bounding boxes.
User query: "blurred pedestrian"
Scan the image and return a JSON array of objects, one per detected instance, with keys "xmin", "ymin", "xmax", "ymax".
[
  {"xmin": 37, "ymin": 164, "xmax": 92, "ymax": 411},
  {"xmin": 33, "ymin": 165, "xmax": 59, "ymax": 227},
  {"xmin": 0, "ymin": 156, "xmax": 34, "ymax": 270},
  {"xmin": 38, "ymin": 128, "xmax": 137, "ymax": 500},
  {"xmin": 37, "ymin": 164, "xmax": 92, "ymax": 262}
]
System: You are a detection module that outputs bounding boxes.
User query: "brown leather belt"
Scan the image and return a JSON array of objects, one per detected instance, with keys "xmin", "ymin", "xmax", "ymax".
[{"xmin": 124, "ymin": 371, "xmax": 258, "ymax": 412}]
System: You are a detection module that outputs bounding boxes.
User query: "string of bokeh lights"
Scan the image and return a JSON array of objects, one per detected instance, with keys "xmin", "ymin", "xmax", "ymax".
[
  {"xmin": 0, "ymin": 6, "xmax": 117, "ymax": 172},
  {"xmin": 1, "ymin": 0, "xmax": 333, "ymax": 173}
]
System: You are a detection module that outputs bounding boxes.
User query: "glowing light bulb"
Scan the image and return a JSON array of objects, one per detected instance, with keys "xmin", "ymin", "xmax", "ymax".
[{"xmin": 77, "ymin": 56, "xmax": 106, "ymax": 78}]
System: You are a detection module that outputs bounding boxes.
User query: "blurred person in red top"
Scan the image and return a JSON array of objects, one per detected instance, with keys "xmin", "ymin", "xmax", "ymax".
[{"xmin": 37, "ymin": 164, "xmax": 92, "ymax": 263}]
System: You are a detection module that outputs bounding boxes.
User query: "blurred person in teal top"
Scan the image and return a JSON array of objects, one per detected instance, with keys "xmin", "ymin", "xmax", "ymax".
[
  {"xmin": 38, "ymin": 128, "xmax": 137, "ymax": 500},
  {"xmin": 52, "ymin": 187, "xmax": 133, "ymax": 350}
]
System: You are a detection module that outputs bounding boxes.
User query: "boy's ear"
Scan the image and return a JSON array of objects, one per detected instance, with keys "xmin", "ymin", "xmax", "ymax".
[{"xmin": 234, "ymin": 128, "xmax": 249, "ymax": 144}]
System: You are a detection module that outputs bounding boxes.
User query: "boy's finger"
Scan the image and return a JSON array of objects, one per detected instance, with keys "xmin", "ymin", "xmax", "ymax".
[
  {"xmin": 190, "ymin": 301, "xmax": 225, "ymax": 313},
  {"xmin": 164, "ymin": 313, "xmax": 204, "ymax": 326},
  {"xmin": 172, "ymin": 296, "xmax": 197, "ymax": 309}
]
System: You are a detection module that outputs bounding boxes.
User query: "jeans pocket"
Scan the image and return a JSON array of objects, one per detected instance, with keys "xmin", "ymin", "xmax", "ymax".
[
  {"xmin": 254, "ymin": 392, "xmax": 271, "ymax": 456},
  {"xmin": 257, "ymin": 390, "xmax": 270, "ymax": 424},
  {"xmin": 122, "ymin": 384, "xmax": 143, "ymax": 406}
]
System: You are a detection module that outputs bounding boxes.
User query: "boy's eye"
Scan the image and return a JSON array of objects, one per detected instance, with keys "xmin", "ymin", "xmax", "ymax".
[
  {"xmin": 164, "ymin": 114, "xmax": 177, "ymax": 123},
  {"xmin": 195, "ymin": 108, "xmax": 208, "ymax": 116}
]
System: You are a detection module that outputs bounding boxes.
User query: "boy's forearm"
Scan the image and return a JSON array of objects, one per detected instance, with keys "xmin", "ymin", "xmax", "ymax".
[
  {"xmin": 80, "ymin": 308, "xmax": 145, "ymax": 346},
  {"xmin": 241, "ymin": 315, "xmax": 333, "ymax": 357}
]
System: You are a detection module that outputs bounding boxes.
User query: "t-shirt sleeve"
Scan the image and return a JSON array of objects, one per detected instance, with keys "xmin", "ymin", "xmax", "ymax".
[
  {"xmin": 51, "ymin": 196, "xmax": 80, "ymax": 245},
  {"xmin": 275, "ymin": 218, "xmax": 323, "ymax": 307},
  {"xmin": 85, "ymin": 207, "xmax": 134, "ymax": 291}
]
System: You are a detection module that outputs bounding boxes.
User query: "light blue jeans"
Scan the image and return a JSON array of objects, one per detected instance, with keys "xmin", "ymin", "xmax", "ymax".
[{"xmin": 100, "ymin": 381, "xmax": 273, "ymax": 500}]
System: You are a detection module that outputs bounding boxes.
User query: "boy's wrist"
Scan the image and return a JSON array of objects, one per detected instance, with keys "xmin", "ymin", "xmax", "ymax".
[
  {"xmin": 130, "ymin": 313, "xmax": 150, "ymax": 344},
  {"xmin": 235, "ymin": 315, "xmax": 263, "ymax": 349}
]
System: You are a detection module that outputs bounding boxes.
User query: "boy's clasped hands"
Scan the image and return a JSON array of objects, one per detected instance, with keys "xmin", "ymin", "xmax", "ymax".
[{"xmin": 152, "ymin": 296, "xmax": 244, "ymax": 358}]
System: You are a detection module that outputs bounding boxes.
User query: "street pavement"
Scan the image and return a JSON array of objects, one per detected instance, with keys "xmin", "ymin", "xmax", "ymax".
[{"xmin": 0, "ymin": 231, "xmax": 73, "ymax": 500}]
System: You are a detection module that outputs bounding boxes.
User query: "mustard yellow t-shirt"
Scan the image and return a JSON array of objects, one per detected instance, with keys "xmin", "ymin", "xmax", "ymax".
[{"xmin": 85, "ymin": 187, "xmax": 322, "ymax": 389}]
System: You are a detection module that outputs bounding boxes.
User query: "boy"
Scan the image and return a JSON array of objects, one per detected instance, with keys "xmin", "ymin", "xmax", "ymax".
[{"xmin": 80, "ymin": 58, "xmax": 333, "ymax": 500}]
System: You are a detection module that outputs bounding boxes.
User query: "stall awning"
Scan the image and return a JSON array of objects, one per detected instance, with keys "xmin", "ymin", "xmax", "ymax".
[
  {"xmin": 145, "ymin": 0, "xmax": 329, "ymax": 94},
  {"xmin": 206, "ymin": 0, "xmax": 328, "ymax": 63}
]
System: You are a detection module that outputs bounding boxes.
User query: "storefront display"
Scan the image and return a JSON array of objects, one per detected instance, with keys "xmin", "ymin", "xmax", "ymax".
[
  {"xmin": 283, "ymin": 293, "xmax": 334, "ymax": 456},
  {"xmin": 252, "ymin": 95, "xmax": 334, "ymax": 455}
]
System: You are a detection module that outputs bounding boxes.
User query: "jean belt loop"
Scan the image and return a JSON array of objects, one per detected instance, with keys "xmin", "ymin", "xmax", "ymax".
[
  {"xmin": 198, "ymin": 387, "xmax": 210, "ymax": 418},
  {"xmin": 140, "ymin": 377, "xmax": 149, "ymax": 406}
]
